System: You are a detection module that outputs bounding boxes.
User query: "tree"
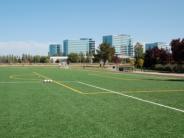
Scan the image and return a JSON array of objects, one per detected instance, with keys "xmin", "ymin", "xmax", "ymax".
[
  {"xmin": 96, "ymin": 43, "xmax": 115, "ymax": 66},
  {"xmin": 113, "ymin": 55, "xmax": 121, "ymax": 64},
  {"xmin": 85, "ymin": 52, "xmax": 93, "ymax": 63},
  {"xmin": 134, "ymin": 42, "xmax": 144, "ymax": 67},
  {"xmin": 93, "ymin": 54, "xmax": 100, "ymax": 63},
  {"xmin": 144, "ymin": 48, "xmax": 156, "ymax": 68},
  {"xmin": 134, "ymin": 42, "xmax": 144, "ymax": 59},
  {"xmin": 78, "ymin": 52, "xmax": 85, "ymax": 63},
  {"xmin": 40, "ymin": 56, "xmax": 49, "ymax": 63},
  {"xmin": 144, "ymin": 47, "xmax": 170, "ymax": 68},
  {"xmin": 171, "ymin": 38, "xmax": 184, "ymax": 64},
  {"xmin": 68, "ymin": 53, "xmax": 79, "ymax": 63},
  {"xmin": 33, "ymin": 55, "xmax": 41, "ymax": 63},
  {"xmin": 137, "ymin": 58, "xmax": 144, "ymax": 69},
  {"xmin": 159, "ymin": 48, "xmax": 170, "ymax": 65},
  {"xmin": 0, "ymin": 54, "xmax": 50, "ymax": 64}
]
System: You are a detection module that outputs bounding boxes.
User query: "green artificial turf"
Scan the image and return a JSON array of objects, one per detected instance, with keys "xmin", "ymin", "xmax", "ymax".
[{"xmin": 0, "ymin": 66, "xmax": 184, "ymax": 138}]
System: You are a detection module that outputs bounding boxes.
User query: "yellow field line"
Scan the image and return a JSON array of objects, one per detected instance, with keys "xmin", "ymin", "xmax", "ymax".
[
  {"xmin": 54, "ymin": 81, "xmax": 83, "ymax": 94},
  {"xmin": 124, "ymin": 89, "xmax": 184, "ymax": 93},
  {"xmin": 88, "ymin": 74, "xmax": 140, "ymax": 81},
  {"xmin": 9, "ymin": 75, "xmax": 13, "ymax": 79},
  {"xmin": 33, "ymin": 72, "xmax": 83, "ymax": 94},
  {"xmin": 83, "ymin": 92, "xmax": 113, "ymax": 95}
]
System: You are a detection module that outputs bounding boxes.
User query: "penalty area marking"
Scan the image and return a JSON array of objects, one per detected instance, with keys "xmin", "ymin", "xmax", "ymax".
[
  {"xmin": 31, "ymin": 72, "xmax": 184, "ymax": 113},
  {"xmin": 33, "ymin": 72, "xmax": 83, "ymax": 94},
  {"xmin": 9, "ymin": 74, "xmax": 42, "ymax": 81},
  {"xmin": 78, "ymin": 81, "xmax": 184, "ymax": 113}
]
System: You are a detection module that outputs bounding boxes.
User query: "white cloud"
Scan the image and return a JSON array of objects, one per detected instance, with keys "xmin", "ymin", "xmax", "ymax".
[{"xmin": 0, "ymin": 41, "xmax": 49, "ymax": 56}]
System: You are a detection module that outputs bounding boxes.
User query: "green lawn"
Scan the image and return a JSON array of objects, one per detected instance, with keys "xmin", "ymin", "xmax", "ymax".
[{"xmin": 0, "ymin": 66, "xmax": 184, "ymax": 138}]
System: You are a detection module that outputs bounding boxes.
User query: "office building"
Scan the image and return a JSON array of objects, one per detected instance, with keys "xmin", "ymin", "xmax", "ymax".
[
  {"xmin": 103, "ymin": 34, "xmax": 134, "ymax": 58},
  {"xmin": 63, "ymin": 38, "xmax": 95, "ymax": 56},
  {"xmin": 145, "ymin": 42, "xmax": 171, "ymax": 52},
  {"xmin": 80, "ymin": 38, "xmax": 96, "ymax": 54},
  {"xmin": 49, "ymin": 44, "xmax": 62, "ymax": 56}
]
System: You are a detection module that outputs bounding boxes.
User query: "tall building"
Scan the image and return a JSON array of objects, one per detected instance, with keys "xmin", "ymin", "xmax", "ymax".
[
  {"xmin": 80, "ymin": 38, "xmax": 96, "ymax": 54},
  {"xmin": 145, "ymin": 42, "xmax": 171, "ymax": 52},
  {"xmin": 63, "ymin": 38, "xmax": 95, "ymax": 56},
  {"xmin": 49, "ymin": 44, "xmax": 62, "ymax": 56},
  {"xmin": 103, "ymin": 34, "xmax": 134, "ymax": 58}
]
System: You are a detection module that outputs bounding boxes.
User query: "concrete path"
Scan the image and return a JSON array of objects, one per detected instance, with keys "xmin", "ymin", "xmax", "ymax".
[{"xmin": 134, "ymin": 71, "xmax": 184, "ymax": 78}]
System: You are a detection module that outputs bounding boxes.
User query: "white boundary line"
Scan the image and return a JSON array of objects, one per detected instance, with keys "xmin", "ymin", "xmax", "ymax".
[
  {"xmin": 0, "ymin": 81, "xmax": 40, "ymax": 84},
  {"xmin": 78, "ymin": 81, "xmax": 184, "ymax": 113}
]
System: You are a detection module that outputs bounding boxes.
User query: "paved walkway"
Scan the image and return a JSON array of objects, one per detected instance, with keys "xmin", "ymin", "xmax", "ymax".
[{"xmin": 134, "ymin": 71, "xmax": 184, "ymax": 78}]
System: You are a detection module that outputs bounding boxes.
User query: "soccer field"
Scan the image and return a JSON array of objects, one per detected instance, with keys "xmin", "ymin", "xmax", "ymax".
[{"xmin": 0, "ymin": 66, "xmax": 184, "ymax": 138}]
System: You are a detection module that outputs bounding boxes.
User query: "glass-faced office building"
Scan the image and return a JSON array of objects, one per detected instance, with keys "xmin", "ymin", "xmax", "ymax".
[
  {"xmin": 145, "ymin": 42, "xmax": 171, "ymax": 52},
  {"xmin": 80, "ymin": 38, "xmax": 96, "ymax": 55},
  {"xmin": 49, "ymin": 44, "xmax": 62, "ymax": 56},
  {"xmin": 63, "ymin": 38, "xmax": 95, "ymax": 56},
  {"xmin": 103, "ymin": 34, "xmax": 134, "ymax": 58}
]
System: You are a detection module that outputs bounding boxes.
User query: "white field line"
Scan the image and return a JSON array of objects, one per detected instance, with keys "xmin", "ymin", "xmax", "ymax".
[
  {"xmin": 78, "ymin": 81, "xmax": 184, "ymax": 113},
  {"xmin": 0, "ymin": 81, "xmax": 40, "ymax": 84},
  {"xmin": 83, "ymin": 92, "xmax": 113, "ymax": 95}
]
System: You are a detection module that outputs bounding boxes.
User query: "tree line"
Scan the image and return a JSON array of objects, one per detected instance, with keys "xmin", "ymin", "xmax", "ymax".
[
  {"xmin": 0, "ymin": 54, "xmax": 49, "ymax": 63},
  {"xmin": 135, "ymin": 38, "xmax": 184, "ymax": 72},
  {"xmin": 67, "ymin": 53, "xmax": 93, "ymax": 63}
]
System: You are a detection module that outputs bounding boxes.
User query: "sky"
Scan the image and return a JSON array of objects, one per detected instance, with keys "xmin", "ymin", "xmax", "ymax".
[{"xmin": 0, "ymin": 0, "xmax": 183, "ymax": 55}]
